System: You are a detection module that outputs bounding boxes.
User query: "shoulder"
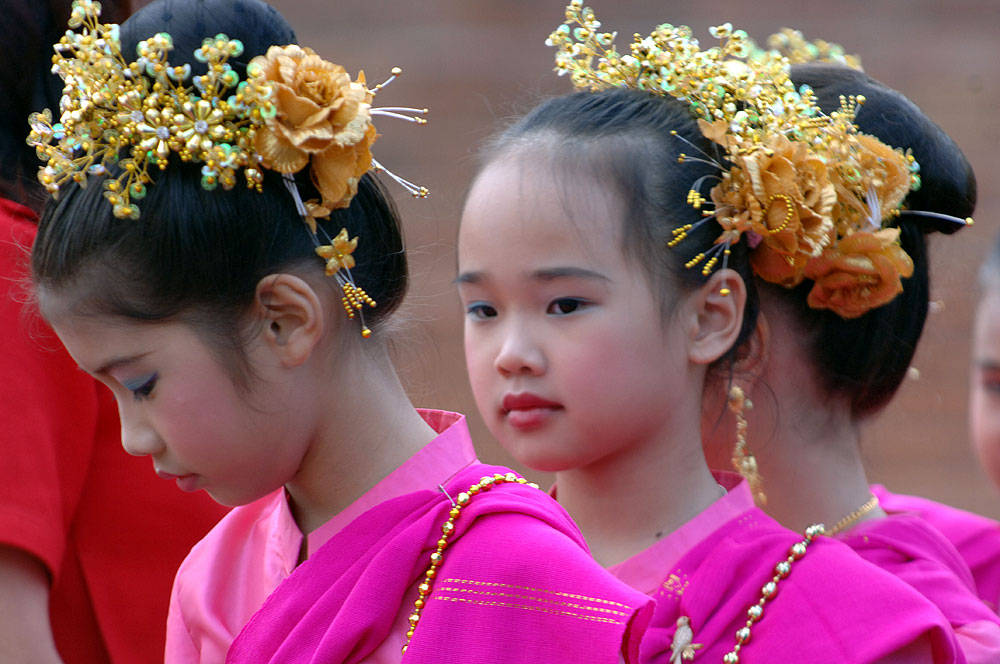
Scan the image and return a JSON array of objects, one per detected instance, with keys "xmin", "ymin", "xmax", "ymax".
[
  {"xmin": 407, "ymin": 492, "xmax": 650, "ymax": 663},
  {"xmin": 756, "ymin": 534, "xmax": 959, "ymax": 661},
  {"xmin": 689, "ymin": 512, "xmax": 960, "ymax": 661},
  {"xmin": 874, "ymin": 485, "xmax": 1000, "ymax": 543}
]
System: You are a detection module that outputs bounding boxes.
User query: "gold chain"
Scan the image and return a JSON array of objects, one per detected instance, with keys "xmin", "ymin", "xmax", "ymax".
[
  {"xmin": 723, "ymin": 524, "xmax": 824, "ymax": 663},
  {"xmin": 826, "ymin": 493, "xmax": 880, "ymax": 536},
  {"xmin": 401, "ymin": 472, "xmax": 540, "ymax": 655}
]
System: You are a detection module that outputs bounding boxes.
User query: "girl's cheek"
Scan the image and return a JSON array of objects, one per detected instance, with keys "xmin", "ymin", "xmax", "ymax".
[{"xmin": 970, "ymin": 390, "xmax": 1000, "ymax": 486}]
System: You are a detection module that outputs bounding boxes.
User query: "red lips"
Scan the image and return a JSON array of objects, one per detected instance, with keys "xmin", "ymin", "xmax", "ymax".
[
  {"xmin": 501, "ymin": 393, "xmax": 563, "ymax": 431},
  {"xmin": 502, "ymin": 393, "xmax": 562, "ymax": 411}
]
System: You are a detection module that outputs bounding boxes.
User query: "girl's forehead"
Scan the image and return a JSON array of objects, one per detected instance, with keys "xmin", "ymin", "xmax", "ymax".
[{"xmin": 462, "ymin": 157, "xmax": 622, "ymax": 244}]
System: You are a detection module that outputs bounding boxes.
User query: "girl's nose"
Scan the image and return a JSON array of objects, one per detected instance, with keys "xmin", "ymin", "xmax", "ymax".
[
  {"xmin": 494, "ymin": 326, "xmax": 546, "ymax": 377},
  {"xmin": 118, "ymin": 405, "xmax": 163, "ymax": 457}
]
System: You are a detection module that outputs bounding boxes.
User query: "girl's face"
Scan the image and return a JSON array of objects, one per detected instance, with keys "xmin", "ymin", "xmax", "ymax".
[
  {"xmin": 40, "ymin": 303, "xmax": 310, "ymax": 506},
  {"xmin": 970, "ymin": 290, "xmax": 1000, "ymax": 489},
  {"xmin": 457, "ymin": 156, "xmax": 693, "ymax": 473}
]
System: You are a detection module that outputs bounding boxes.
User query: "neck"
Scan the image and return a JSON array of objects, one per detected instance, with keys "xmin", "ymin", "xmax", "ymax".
[
  {"xmin": 748, "ymin": 395, "xmax": 881, "ymax": 533},
  {"xmin": 285, "ymin": 344, "xmax": 436, "ymax": 536},
  {"xmin": 708, "ymin": 303, "xmax": 885, "ymax": 534},
  {"xmin": 555, "ymin": 414, "xmax": 725, "ymax": 568}
]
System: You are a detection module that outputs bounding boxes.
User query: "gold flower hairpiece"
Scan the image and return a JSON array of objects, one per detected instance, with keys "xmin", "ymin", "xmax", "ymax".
[
  {"xmin": 546, "ymin": 2, "xmax": 971, "ymax": 318},
  {"xmin": 28, "ymin": 0, "xmax": 428, "ymax": 336}
]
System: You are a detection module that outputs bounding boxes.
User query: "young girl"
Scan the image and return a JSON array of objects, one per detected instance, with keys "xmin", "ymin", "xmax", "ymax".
[
  {"xmin": 458, "ymin": 6, "xmax": 962, "ymax": 662},
  {"xmin": 0, "ymin": 2, "xmax": 229, "ymax": 662},
  {"xmin": 27, "ymin": 1, "xmax": 652, "ymax": 662},
  {"xmin": 693, "ymin": 59, "xmax": 1000, "ymax": 660},
  {"xmin": 960, "ymin": 235, "xmax": 1000, "ymax": 610}
]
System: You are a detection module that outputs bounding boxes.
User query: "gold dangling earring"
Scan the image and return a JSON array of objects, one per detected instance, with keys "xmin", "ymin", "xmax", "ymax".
[{"xmin": 728, "ymin": 385, "xmax": 766, "ymax": 506}]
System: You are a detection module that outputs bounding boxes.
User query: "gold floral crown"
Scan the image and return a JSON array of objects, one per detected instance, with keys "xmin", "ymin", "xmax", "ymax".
[
  {"xmin": 27, "ymin": 0, "xmax": 428, "ymax": 337},
  {"xmin": 546, "ymin": 2, "xmax": 971, "ymax": 319}
]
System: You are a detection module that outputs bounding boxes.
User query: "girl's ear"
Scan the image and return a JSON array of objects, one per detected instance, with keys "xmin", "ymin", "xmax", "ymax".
[
  {"xmin": 253, "ymin": 273, "xmax": 325, "ymax": 368},
  {"xmin": 684, "ymin": 268, "xmax": 747, "ymax": 366}
]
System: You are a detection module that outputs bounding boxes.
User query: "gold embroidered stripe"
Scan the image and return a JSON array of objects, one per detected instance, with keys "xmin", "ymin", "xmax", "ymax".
[
  {"xmin": 437, "ymin": 577, "xmax": 633, "ymax": 609},
  {"xmin": 432, "ymin": 595, "xmax": 628, "ymax": 625}
]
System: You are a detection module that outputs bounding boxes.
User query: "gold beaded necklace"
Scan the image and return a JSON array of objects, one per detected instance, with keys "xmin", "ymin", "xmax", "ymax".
[
  {"xmin": 722, "ymin": 524, "xmax": 825, "ymax": 663},
  {"xmin": 825, "ymin": 493, "xmax": 880, "ymax": 536},
  {"xmin": 401, "ymin": 472, "xmax": 540, "ymax": 655}
]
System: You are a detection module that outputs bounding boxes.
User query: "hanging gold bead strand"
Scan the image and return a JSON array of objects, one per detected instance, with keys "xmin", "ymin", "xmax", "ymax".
[
  {"xmin": 723, "ymin": 524, "xmax": 825, "ymax": 663},
  {"xmin": 401, "ymin": 473, "xmax": 541, "ymax": 656}
]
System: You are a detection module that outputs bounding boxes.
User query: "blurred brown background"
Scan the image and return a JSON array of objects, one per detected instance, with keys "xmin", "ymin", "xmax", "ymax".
[{"xmin": 175, "ymin": 1, "xmax": 1000, "ymax": 515}]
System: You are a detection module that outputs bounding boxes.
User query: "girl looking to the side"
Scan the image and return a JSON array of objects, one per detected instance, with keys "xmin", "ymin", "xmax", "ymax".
[
  {"xmin": 28, "ymin": 1, "xmax": 652, "ymax": 662},
  {"xmin": 458, "ymin": 6, "xmax": 962, "ymax": 662}
]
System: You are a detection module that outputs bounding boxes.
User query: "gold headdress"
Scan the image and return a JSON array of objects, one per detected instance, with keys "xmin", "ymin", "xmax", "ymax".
[
  {"xmin": 27, "ymin": 0, "xmax": 428, "ymax": 336},
  {"xmin": 546, "ymin": 2, "xmax": 971, "ymax": 318}
]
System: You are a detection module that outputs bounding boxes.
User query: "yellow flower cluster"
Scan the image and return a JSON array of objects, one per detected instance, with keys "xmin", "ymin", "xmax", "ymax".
[
  {"xmin": 26, "ymin": 0, "xmax": 384, "ymax": 224},
  {"xmin": 546, "ymin": 2, "xmax": 922, "ymax": 318}
]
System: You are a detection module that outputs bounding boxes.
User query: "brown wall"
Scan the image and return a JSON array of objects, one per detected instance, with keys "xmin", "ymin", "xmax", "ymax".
[{"xmin": 250, "ymin": 0, "xmax": 998, "ymax": 517}]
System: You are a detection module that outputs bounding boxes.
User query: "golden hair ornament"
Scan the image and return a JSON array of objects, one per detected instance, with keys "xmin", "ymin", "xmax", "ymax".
[
  {"xmin": 27, "ymin": 0, "xmax": 429, "ymax": 336},
  {"xmin": 546, "ymin": 2, "xmax": 971, "ymax": 319}
]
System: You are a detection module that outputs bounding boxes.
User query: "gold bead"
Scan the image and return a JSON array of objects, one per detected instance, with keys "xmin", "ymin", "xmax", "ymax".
[
  {"xmin": 417, "ymin": 582, "xmax": 430, "ymax": 595},
  {"xmin": 456, "ymin": 492, "xmax": 471, "ymax": 506},
  {"xmin": 442, "ymin": 521, "xmax": 454, "ymax": 535},
  {"xmin": 736, "ymin": 627, "xmax": 751, "ymax": 644},
  {"xmin": 429, "ymin": 552, "xmax": 443, "ymax": 566},
  {"xmin": 761, "ymin": 581, "xmax": 777, "ymax": 599}
]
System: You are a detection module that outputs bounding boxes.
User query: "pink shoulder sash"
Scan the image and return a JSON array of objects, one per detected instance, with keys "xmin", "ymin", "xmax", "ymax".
[
  {"xmin": 227, "ymin": 464, "xmax": 651, "ymax": 663},
  {"xmin": 642, "ymin": 508, "xmax": 962, "ymax": 663}
]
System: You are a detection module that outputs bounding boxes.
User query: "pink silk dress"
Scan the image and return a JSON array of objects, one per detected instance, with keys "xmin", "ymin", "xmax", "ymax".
[
  {"xmin": 611, "ymin": 474, "xmax": 963, "ymax": 663},
  {"xmin": 167, "ymin": 410, "xmax": 651, "ymax": 663},
  {"xmin": 873, "ymin": 485, "xmax": 1000, "ymax": 614}
]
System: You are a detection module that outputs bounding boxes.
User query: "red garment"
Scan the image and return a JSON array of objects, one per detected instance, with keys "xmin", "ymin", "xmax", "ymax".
[{"xmin": 0, "ymin": 198, "xmax": 230, "ymax": 663}]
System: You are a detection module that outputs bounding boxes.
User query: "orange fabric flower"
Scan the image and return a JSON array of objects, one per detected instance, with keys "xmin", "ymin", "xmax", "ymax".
[
  {"xmin": 250, "ymin": 45, "xmax": 376, "ymax": 213},
  {"xmin": 804, "ymin": 228, "xmax": 914, "ymax": 318},
  {"xmin": 708, "ymin": 133, "xmax": 836, "ymax": 286}
]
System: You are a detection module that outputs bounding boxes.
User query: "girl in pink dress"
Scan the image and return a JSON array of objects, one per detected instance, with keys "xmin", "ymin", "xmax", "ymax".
[
  {"xmin": 691, "ymin": 57, "xmax": 1000, "ymax": 659},
  {"xmin": 458, "ymin": 5, "xmax": 962, "ymax": 662},
  {"xmin": 25, "ymin": 1, "xmax": 652, "ymax": 662}
]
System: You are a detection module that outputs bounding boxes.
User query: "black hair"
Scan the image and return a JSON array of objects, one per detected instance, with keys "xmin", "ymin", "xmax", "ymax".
[
  {"xmin": 482, "ymin": 87, "xmax": 760, "ymax": 366},
  {"xmin": 30, "ymin": 0, "xmax": 408, "ymax": 386},
  {"xmin": 773, "ymin": 63, "xmax": 976, "ymax": 418}
]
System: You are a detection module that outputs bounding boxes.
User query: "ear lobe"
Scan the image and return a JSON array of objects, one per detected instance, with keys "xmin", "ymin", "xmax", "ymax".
[
  {"xmin": 254, "ymin": 273, "xmax": 324, "ymax": 367},
  {"xmin": 687, "ymin": 269, "xmax": 747, "ymax": 366}
]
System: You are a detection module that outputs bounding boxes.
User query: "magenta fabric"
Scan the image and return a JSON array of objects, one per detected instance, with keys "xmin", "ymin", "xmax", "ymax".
[
  {"xmin": 874, "ymin": 485, "xmax": 1000, "ymax": 614},
  {"xmin": 641, "ymin": 507, "xmax": 963, "ymax": 663},
  {"xmin": 839, "ymin": 509, "xmax": 1000, "ymax": 662},
  {"xmin": 226, "ymin": 462, "xmax": 652, "ymax": 663}
]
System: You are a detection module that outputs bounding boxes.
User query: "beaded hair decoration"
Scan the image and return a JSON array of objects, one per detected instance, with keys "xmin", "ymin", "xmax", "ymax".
[
  {"xmin": 546, "ymin": 2, "xmax": 971, "ymax": 319},
  {"xmin": 27, "ymin": 0, "xmax": 428, "ymax": 337}
]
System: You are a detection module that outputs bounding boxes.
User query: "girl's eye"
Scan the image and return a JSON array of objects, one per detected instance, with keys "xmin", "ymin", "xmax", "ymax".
[
  {"xmin": 122, "ymin": 372, "xmax": 158, "ymax": 401},
  {"xmin": 547, "ymin": 298, "xmax": 587, "ymax": 315},
  {"xmin": 466, "ymin": 302, "xmax": 498, "ymax": 320}
]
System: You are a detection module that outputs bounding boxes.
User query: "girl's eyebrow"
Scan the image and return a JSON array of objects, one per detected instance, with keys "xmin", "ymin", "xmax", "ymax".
[
  {"xmin": 94, "ymin": 352, "xmax": 152, "ymax": 376},
  {"xmin": 531, "ymin": 267, "xmax": 609, "ymax": 282},
  {"xmin": 454, "ymin": 266, "xmax": 609, "ymax": 286}
]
